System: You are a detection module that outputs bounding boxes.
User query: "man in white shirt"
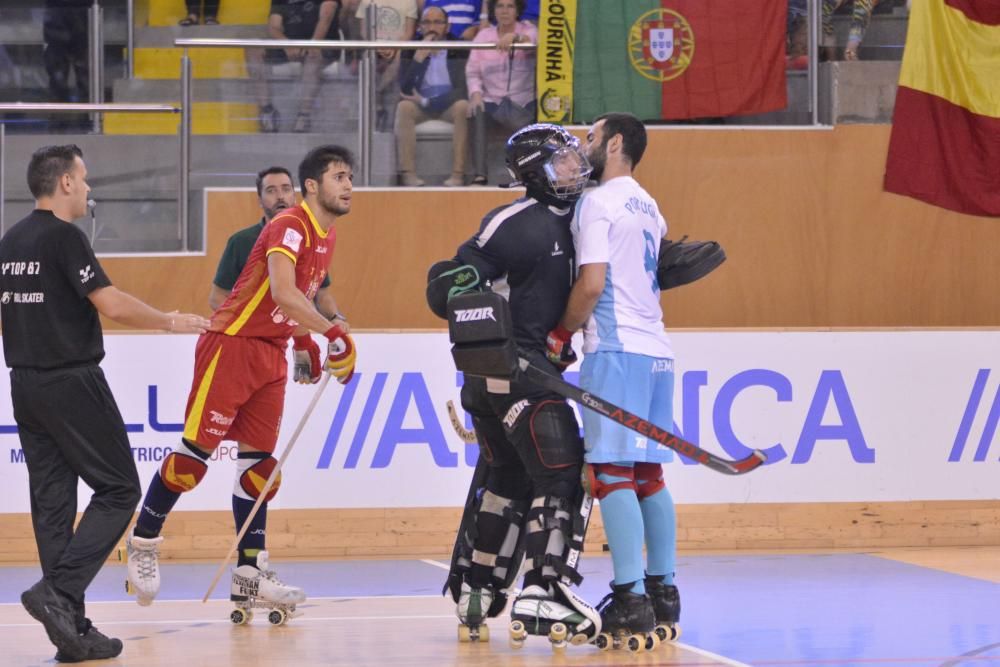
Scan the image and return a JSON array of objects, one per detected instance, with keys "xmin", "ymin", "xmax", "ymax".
[{"xmin": 546, "ymin": 112, "xmax": 679, "ymax": 646}]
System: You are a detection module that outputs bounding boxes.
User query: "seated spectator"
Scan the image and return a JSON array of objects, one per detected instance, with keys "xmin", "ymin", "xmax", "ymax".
[
  {"xmin": 357, "ymin": 0, "xmax": 418, "ymax": 131},
  {"xmin": 43, "ymin": 0, "xmax": 90, "ymax": 130},
  {"xmin": 465, "ymin": 0, "xmax": 536, "ymax": 185},
  {"xmin": 180, "ymin": 0, "xmax": 219, "ymax": 26},
  {"xmin": 419, "ymin": 0, "xmax": 483, "ymax": 40},
  {"xmin": 247, "ymin": 0, "xmax": 347, "ymax": 133},
  {"xmin": 823, "ymin": 0, "xmax": 879, "ymax": 61},
  {"xmin": 395, "ymin": 6, "xmax": 469, "ymax": 186}
]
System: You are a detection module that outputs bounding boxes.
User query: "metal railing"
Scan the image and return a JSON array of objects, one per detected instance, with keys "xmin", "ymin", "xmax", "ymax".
[
  {"xmin": 173, "ymin": 35, "xmax": 538, "ymax": 187},
  {"xmin": 0, "ymin": 103, "xmax": 182, "ymax": 241}
]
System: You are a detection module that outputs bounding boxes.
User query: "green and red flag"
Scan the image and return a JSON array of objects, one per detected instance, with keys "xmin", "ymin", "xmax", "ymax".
[
  {"xmin": 883, "ymin": 0, "xmax": 1000, "ymax": 216},
  {"xmin": 568, "ymin": 0, "xmax": 787, "ymax": 122}
]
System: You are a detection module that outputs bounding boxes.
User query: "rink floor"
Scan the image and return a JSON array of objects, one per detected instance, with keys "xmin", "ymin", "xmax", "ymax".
[{"xmin": 0, "ymin": 548, "xmax": 998, "ymax": 666}]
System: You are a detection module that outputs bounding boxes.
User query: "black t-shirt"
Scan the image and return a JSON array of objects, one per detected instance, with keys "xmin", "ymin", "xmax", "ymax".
[
  {"xmin": 0, "ymin": 209, "xmax": 112, "ymax": 369},
  {"xmin": 456, "ymin": 197, "xmax": 575, "ymax": 354},
  {"xmin": 270, "ymin": 0, "xmax": 341, "ymax": 40}
]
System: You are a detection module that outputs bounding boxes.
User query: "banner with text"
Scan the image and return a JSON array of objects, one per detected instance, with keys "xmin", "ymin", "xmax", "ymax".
[{"xmin": 1, "ymin": 331, "xmax": 997, "ymax": 513}]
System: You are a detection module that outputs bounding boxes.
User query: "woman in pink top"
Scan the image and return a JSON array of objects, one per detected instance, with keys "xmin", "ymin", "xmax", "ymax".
[{"xmin": 465, "ymin": 0, "xmax": 537, "ymax": 185}]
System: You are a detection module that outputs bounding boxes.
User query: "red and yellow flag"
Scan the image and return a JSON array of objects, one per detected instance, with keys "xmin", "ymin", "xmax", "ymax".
[{"xmin": 883, "ymin": 0, "xmax": 1000, "ymax": 216}]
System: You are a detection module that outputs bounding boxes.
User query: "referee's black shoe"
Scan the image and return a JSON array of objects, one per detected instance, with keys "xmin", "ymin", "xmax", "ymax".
[
  {"xmin": 54, "ymin": 621, "xmax": 124, "ymax": 662},
  {"xmin": 20, "ymin": 579, "xmax": 87, "ymax": 662}
]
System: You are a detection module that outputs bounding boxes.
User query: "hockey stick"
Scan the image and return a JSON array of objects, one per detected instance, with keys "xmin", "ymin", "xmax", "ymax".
[
  {"xmin": 446, "ymin": 400, "xmax": 477, "ymax": 443},
  {"xmin": 201, "ymin": 373, "xmax": 332, "ymax": 603},
  {"xmin": 518, "ymin": 358, "xmax": 766, "ymax": 475}
]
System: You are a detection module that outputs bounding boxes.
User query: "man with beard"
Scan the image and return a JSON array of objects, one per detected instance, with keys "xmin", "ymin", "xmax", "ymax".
[
  {"xmin": 547, "ymin": 112, "xmax": 680, "ymax": 646},
  {"xmin": 208, "ymin": 166, "xmax": 345, "ymax": 326},
  {"xmin": 124, "ymin": 146, "xmax": 359, "ymax": 612}
]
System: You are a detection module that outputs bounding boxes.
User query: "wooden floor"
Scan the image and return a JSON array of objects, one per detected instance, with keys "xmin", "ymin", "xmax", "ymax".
[{"xmin": 1, "ymin": 547, "xmax": 997, "ymax": 666}]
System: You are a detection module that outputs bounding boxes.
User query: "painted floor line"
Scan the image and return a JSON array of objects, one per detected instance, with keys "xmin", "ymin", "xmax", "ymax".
[{"xmin": 675, "ymin": 641, "xmax": 753, "ymax": 667}]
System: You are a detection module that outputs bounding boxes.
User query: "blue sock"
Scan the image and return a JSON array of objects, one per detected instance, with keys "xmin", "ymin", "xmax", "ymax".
[
  {"xmin": 597, "ymin": 466, "xmax": 646, "ymax": 594},
  {"xmin": 135, "ymin": 439, "xmax": 210, "ymax": 538},
  {"xmin": 640, "ymin": 485, "xmax": 676, "ymax": 585},
  {"xmin": 233, "ymin": 451, "xmax": 268, "ymax": 568},
  {"xmin": 232, "ymin": 494, "xmax": 267, "ymax": 568}
]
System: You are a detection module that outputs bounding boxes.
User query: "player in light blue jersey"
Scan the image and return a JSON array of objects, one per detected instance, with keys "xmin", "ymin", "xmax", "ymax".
[{"xmin": 546, "ymin": 112, "xmax": 679, "ymax": 649}]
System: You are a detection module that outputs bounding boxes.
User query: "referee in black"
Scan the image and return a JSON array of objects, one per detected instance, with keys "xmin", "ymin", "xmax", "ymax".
[{"xmin": 0, "ymin": 144, "xmax": 210, "ymax": 662}]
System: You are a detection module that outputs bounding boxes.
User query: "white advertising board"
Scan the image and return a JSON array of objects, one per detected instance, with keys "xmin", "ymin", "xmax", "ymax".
[{"xmin": 0, "ymin": 331, "xmax": 997, "ymax": 513}]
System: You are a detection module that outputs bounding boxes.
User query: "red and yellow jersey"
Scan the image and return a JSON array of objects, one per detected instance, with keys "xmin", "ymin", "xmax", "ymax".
[{"xmin": 211, "ymin": 202, "xmax": 335, "ymax": 345}]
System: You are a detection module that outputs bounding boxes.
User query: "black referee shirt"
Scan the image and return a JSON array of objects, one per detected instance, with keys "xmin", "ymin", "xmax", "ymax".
[{"xmin": 0, "ymin": 209, "xmax": 112, "ymax": 369}]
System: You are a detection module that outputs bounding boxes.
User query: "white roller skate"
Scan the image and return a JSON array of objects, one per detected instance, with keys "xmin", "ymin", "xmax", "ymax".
[
  {"xmin": 229, "ymin": 551, "xmax": 305, "ymax": 626},
  {"xmin": 508, "ymin": 581, "xmax": 601, "ymax": 651},
  {"xmin": 456, "ymin": 581, "xmax": 494, "ymax": 642},
  {"xmin": 124, "ymin": 529, "xmax": 163, "ymax": 607}
]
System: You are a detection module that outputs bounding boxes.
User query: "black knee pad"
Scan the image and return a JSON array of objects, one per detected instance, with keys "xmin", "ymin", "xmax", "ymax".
[
  {"xmin": 524, "ymin": 484, "xmax": 594, "ymax": 586},
  {"xmin": 486, "ymin": 463, "xmax": 533, "ymax": 501},
  {"xmin": 507, "ymin": 399, "xmax": 583, "ymax": 472}
]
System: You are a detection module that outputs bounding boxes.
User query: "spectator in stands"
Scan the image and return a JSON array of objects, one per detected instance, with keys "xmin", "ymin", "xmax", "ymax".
[
  {"xmin": 357, "ymin": 0, "xmax": 419, "ymax": 131},
  {"xmin": 823, "ymin": 0, "xmax": 879, "ymax": 61},
  {"xmin": 419, "ymin": 0, "xmax": 484, "ymax": 40},
  {"xmin": 179, "ymin": 1, "xmax": 219, "ymax": 26},
  {"xmin": 395, "ymin": 6, "xmax": 469, "ymax": 187},
  {"xmin": 43, "ymin": 0, "xmax": 89, "ymax": 107},
  {"xmin": 248, "ymin": 0, "xmax": 350, "ymax": 133},
  {"xmin": 465, "ymin": 0, "xmax": 536, "ymax": 185},
  {"xmin": 786, "ymin": 0, "xmax": 808, "ymax": 69}
]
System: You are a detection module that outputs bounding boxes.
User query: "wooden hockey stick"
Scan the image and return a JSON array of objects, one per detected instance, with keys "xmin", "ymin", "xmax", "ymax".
[
  {"xmin": 446, "ymin": 400, "xmax": 477, "ymax": 443},
  {"xmin": 202, "ymin": 373, "xmax": 331, "ymax": 603}
]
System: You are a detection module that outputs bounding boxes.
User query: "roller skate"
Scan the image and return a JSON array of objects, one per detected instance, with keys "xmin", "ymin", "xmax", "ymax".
[
  {"xmin": 124, "ymin": 529, "xmax": 163, "ymax": 607},
  {"xmin": 508, "ymin": 581, "xmax": 601, "ymax": 652},
  {"xmin": 229, "ymin": 551, "xmax": 305, "ymax": 626},
  {"xmin": 593, "ymin": 581, "xmax": 660, "ymax": 653},
  {"xmin": 646, "ymin": 574, "xmax": 681, "ymax": 642},
  {"xmin": 455, "ymin": 581, "xmax": 494, "ymax": 642}
]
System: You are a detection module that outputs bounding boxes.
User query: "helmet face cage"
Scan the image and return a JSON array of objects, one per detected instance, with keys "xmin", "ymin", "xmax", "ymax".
[
  {"xmin": 505, "ymin": 124, "xmax": 593, "ymax": 204},
  {"xmin": 542, "ymin": 144, "xmax": 592, "ymax": 201}
]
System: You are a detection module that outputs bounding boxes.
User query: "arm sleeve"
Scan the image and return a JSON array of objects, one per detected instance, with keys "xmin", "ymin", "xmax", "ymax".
[
  {"xmin": 263, "ymin": 215, "xmax": 309, "ymax": 266},
  {"xmin": 57, "ymin": 226, "xmax": 112, "ymax": 298},
  {"xmin": 574, "ymin": 196, "xmax": 612, "ymax": 266},
  {"xmin": 464, "ymin": 31, "xmax": 489, "ymax": 96},
  {"xmin": 455, "ymin": 208, "xmax": 515, "ymax": 282}
]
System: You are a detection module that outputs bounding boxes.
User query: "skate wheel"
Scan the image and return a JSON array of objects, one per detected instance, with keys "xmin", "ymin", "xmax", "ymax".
[
  {"xmin": 230, "ymin": 608, "xmax": 249, "ymax": 625},
  {"xmin": 625, "ymin": 634, "xmax": 643, "ymax": 653},
  {"xmin": 476, "ymin": 624, "xmax": 490, "ymax": 642},
  {"xmin": 508, "ymin": 620, "xmax": 527, "ymax": 648},
  {"xmin": 644, "ymin": 632, "xmax": 660, "ymax": 651},
  {"xmin": 595, "ymin": 633, "xmax": 613, "ymax": 651},
  {"xmin": 268, "ymin": 609, "xmax": 286, "ymax": 625},
  {"xmin": 125, "ymin": 580, "xmax": 134, "ymax": 595},
  {"xmin": 672, "ymin": 623, "xmax": 682, "ymax": 641},
  {"xmin": 656, "ymin": 622, "xmax": 680, "ymax": 642},
  {"xmin": 457, "ymin": 624, "xmax": 471, "ymax": 642},
  {"xmin": 548, "ymin": 622, "xmax": 568, "ymax": 643}
]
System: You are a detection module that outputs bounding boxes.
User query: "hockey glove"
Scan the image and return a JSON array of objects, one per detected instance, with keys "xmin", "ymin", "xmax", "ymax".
[
  {"xmin": 545, "ymin": 325, "xmax": 577, "ymax": 370},
  {"xmin": 656, "ymin": 236, "xmax": 726, "ymax": 291},
  {"xmin": 324, "ymin": 324, "xmax": 357, "ymax": 385},
  {"xmin": 292, "ymin": 334, "xmax": 323, "ymax": 384}
]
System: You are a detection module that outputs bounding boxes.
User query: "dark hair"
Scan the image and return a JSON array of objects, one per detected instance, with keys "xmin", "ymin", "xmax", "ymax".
[
  {"xmin": 27, "ymin": 144, "xmax": 83, "ymax": 198},
  {"xmin": 488, "ymin": 0, "xmax": 525, "ymax": 22},
  {"xmin": 298, "ymin": 145, "xmax": 356, "ymax": 193},
  {"xmin": 595, "ymin": 112, "xmax": 647, "ymax": 168},
  {"xmin": 255, "ymin": 166, "xmax": 294, "ymax": 197}
]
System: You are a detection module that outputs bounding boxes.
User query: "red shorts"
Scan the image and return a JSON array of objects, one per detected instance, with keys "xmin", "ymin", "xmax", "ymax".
[{"xmin": 182, "ymin": 331, "xmax": 287, "ymax": 452}]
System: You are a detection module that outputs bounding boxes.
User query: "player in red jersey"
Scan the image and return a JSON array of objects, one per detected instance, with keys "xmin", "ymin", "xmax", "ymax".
[{"xmin": 125, "ymin": 145, "xmax": 357, "ymax": 610}]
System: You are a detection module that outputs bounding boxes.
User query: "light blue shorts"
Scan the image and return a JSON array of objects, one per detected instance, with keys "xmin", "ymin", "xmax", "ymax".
[{"xmin": 579, "ymin": 351, "xmax": 675, "ymax": 464}]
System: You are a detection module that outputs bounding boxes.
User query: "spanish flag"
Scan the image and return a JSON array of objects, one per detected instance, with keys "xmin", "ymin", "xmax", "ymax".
[
  {"xmin": 572, "ymin": 0, "xmax": 787, "ymax": 122},
  {"xmin": 883, "ymin": 0, "xmax": 1000, "ymax": 216}
]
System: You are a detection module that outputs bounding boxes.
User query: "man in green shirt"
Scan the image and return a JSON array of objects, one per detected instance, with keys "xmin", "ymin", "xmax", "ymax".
[{"xmin": 209, "ymin": 166, "xmax": 345, "ymax": 326}]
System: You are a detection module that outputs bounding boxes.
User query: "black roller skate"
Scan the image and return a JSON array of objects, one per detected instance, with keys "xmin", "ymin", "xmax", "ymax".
[
  {"xmin": 593, "ymin": 581, "xmax": 659, "ymax": 652},
  {"xmin": 508, "ymin": 581, "xmax": 600, "ymax": 652},
  {"xmin": 645, "ymin": 574, "xmax": 681, "ymax": 643}
]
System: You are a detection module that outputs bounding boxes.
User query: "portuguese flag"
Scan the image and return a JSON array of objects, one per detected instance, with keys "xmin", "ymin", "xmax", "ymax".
[
  {"xmin": 883, "ymin": 0, "xmax": 1000, "ymax": 217},
  {"xmin": 572, "ymin": 0, "xmax": 787, "ymax": 123}
]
